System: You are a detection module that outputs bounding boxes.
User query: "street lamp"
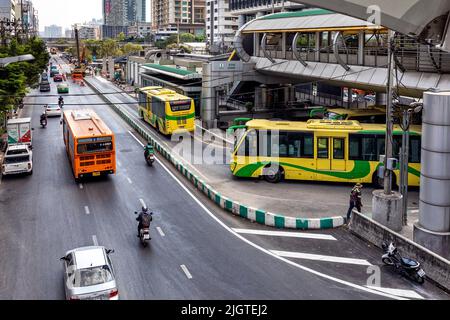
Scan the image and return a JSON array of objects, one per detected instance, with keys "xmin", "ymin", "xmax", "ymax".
[{"xmin": 0, "ymin": 54, "xmax": 35, "ymax": 67}]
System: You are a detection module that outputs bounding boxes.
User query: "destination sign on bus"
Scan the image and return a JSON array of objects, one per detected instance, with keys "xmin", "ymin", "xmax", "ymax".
[
  {"xmin": 78, "ymin": 136, "xmax": 112, "ymax": 144},
  {"xmin": 170, "ymin": 100, "xmax": 191, "ymax": 112}
]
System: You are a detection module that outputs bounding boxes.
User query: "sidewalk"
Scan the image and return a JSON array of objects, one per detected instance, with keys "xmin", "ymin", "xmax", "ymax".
[{"xmin": 86, "ymin": 76, "xmax": 420, "ymax": 228}]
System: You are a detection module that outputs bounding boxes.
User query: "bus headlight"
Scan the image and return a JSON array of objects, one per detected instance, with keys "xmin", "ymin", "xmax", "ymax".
[{"xmin": 231, "ymin": 162, "xmax": 237, "ymax": 172}]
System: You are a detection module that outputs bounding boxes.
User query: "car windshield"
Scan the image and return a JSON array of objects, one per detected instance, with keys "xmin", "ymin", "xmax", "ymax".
[
  {"xmin": 6, "ymin": 149, "xmax": 28, "ymax": 155},
  {"xmin": 5, "ymin": 155, "xmax": 29, "ymax": 163},
  {"xmin": 78, "ymin": 265, "xmax": 113, "ymax": 287}
]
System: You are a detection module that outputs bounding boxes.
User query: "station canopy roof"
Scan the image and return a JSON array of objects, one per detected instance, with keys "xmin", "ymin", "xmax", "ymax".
[
  {"xmin": 241, "ymin": 9, "xmax": 386, "ymax": 34},
  {"xmin": 141, "ymin": 63, "xmax": 202, "ymax": 80}
]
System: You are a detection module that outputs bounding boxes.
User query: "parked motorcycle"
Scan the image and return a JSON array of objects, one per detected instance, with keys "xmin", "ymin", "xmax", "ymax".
[{"xmin": 381, "ymin": 242, "xmax": 426, "ymax": 284}]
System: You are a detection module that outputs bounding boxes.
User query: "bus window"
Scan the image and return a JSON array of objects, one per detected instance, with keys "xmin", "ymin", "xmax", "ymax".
[
  {"xmin": 333, "ymin": 138, "xmax": 345, "ymax": 159},
  {"xmin": 409, "ymin": 136, "xmax": 421, "ymax": 163},
  {"xmin": 151, "ymin": 97, "xmax": 165, "ymax": 118},
  {"xmin": 139, "ymin": 92, "xmax": 148, "ymax": 110},
  {"xmin": 237, "ymin": 130, "xmax": 257, "ymax": 157},
  {"xmin": 77, "ymin": 140, "xmax": 113, "ymax": 154},
  {"xmin": 317, "ymin": 138, "xmax": 329, "ymax": 159}
]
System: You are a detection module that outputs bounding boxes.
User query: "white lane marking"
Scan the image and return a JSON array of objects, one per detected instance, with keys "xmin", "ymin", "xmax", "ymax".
[
  {"xmin": 366, "ymin": 286, "xmax": 424, "ymax": 300},
  {"xmin": 156, "ymin": 227, "xmax": 165, "ymax": 237},
  {"xmin": 127, "ymin": 177, "xmax": 133, "ymax": 184},
  {"xmin": 84, "ymin": 206, "xmax": 90, "ymax": 215},
  {"xmin": 180, "ymin": 265, "xmax": 193, "ymax": 279},
  {"xmin": 117, "ymin": 160, "xmax": 122, "ymax": 167},
  {"xmin": 128, "ymin": 130, "xmax": 144, "ymax": 147},
  {"xmin": 79, "ymin": 183, "xmax": 83, "ymax": 189},
  {"xmin": 195, "ymin": 123, "xmax": 233, "ymax": 144},
  {"xmin": 270, "ymin": 250, "xmax": 372, "ymax": 266},
  {"xmin": 128, "ymin": 130, "xmax": 210, "ymax": 182},
  {"xmin": 139, "ymin": 198, "xmax": 147, "ymax": 209},
  {"xmin": 92, "ymin": 235, "xmax": 98, "ymax": 246},
  {"xmin": 125, "ymin": 89, "xmax": 407, "ymax": 301},
  {"xmin": 233, "ymin": 228, "xmax": 337, "ymax": 241},
  {"xmin": 408, "ymin": 209, "xmax": 419, "ymax": 214}
]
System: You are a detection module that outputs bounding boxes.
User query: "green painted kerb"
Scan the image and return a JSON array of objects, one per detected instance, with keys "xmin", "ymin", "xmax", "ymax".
[
  {"xmin": 256, "ymin": 210, "xmax": 265, "ymax": 224},
  {"xmin": 274, "ymin": 216, "xmax": 285, "ymax": 228},
  {"xmin": 296, "ymin": 219, "xmax": 309, "ymax": 229},
  {"xmin": 239, "ymin": 206, "xmax": 248, "ymax": 218},
  {"xmin": 320, "ymin": 218, "xmax": 334, "ymax": 229}
]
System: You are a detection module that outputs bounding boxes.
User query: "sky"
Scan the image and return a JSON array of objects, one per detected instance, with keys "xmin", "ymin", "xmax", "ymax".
[{"xmin": 33, "ymin": 0, "xmax": 103, "ymax": 31}]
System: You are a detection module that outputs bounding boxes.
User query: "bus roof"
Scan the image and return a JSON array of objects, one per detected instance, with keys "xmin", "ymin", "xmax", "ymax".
[
  {"xmin": 64, "ymin": 109, "xmax": 113, "ymax": 138},
  {"xmin": 140, "ymin": 86, "xmax": 191, "ymax": 102},
  {"xmin": 326, "ymin": 108, "xmax": 386, "ymax": 116},
  {"xmin": 245, "ymin": 119, "xmax": 421, "ymax": 134}
]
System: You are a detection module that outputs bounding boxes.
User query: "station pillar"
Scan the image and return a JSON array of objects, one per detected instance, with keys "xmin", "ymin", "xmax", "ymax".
[
  {"xmin": 375, "ymin": 92, "xmax": 387, "ymax": 105},
  {"xmin": 372, "ymin": 190, "xmax": 403, "ymax": 232},
  {"xmin": 413, "ymin": 91, "xmax": 450, "ymax": 259}
]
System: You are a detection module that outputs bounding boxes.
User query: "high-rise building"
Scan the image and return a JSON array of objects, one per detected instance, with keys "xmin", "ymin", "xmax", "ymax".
[
  {"xmin": 206, "ymin": 0, "xmax": 238, "ymax": 47},
  {"xmin": 152, "ymin": 0, "xmax": 205, "ymax": 37},
  {"xmin": 103, "ymin": 0, "xmax": 147, "ymax": 38},
  {"xmin": 0, "ymin": 0, "xmax": 17, "ymax": 20},
  {"xmin": 15, "ymin": 0, "xmax": 39, "ymax": 35},
  {"xmin": 44, "ymin": 24, "xmax": 62, "ymax": 38},
  {"xmin": 65, "ymin": 28, "xmax": 73, "ymax": 39},
  {"xmin": 229, "ymin": 0, "xmax": 306, "ymax": 27}
]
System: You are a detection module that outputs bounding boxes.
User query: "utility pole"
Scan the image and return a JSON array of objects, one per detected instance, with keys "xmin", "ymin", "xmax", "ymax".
[{"xmin": 384, "ymin": 29, "xmax": 395, "ymax": 194}]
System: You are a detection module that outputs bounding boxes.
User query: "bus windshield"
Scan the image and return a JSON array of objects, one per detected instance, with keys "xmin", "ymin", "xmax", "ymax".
[{"xmin": 169, "ymin": 100, "xmax": 191, "ymax": 112}]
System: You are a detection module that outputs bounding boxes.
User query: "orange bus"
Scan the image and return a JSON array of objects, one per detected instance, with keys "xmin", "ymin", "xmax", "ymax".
[{"xmin": 62, "ymin": 109, "xmax": 116, "ymax": 181}]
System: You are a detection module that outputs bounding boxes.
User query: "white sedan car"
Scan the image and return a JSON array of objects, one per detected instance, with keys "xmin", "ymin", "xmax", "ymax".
[
  {"xmin": 60, "ymin": 246, "xmax": 119, "ymax": 300},
  {"xmin": 45, "ymin": 105, "xmax": 62, "ymax": 117}
]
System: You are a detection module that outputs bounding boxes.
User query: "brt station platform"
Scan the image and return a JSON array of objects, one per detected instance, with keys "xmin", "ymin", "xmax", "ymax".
[{"xmin": 86, "ymin": 75, "xmax": 421, "ymax": 224}]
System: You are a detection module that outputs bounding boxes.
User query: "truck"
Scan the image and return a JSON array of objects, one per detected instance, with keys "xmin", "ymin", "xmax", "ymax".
[
  {"xmin": 7, "ymin": 118, "xmax": 32, "ymax": 146},
  {"xmin": 2, "ymin": 144, "xmax": 33, "ymax": 176}
]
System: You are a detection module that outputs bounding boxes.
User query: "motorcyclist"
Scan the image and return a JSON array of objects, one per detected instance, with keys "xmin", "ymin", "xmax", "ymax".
[
  {"xmin": 144, "ymin": 143, "xmax": 154, "ymax": 159},
  {"xmin": 136, "ymin": 206, "xmax": 152, "ymax": 238},
  {"xmin": 40, "ymin": 111, "xmax": 47, "ymax": 126},
  {"xmin": 58, "ymin": 96, "xmax": 64, "ymax": 107}
]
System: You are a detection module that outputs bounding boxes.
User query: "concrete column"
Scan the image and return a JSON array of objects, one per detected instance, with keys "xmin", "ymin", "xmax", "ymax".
[
  {"xmin": 238, "ymin": 14, "xmax": 246, "ymax": 28},
  {"xmin": 102, "ymin": 58, "xmax": 107, "ymax": 74},
  {"xmin": 284, "ymin": 85, "xmax": 290, "ymax": 105},
  {"xmin": 260, "ymin": 84, "xmax": 267, "ymax": 109},
  {"xmin": 314, "ymin": 32, "xmax": 320, "ymax": 61},
  {"xmin": 254, "ymin": 33, "xmax": 260, "ymax": 57},
  {"xmin": 347, "ymin": 87, "xmax": 352, "ymax": 108},
  {"xmin": 375, "ymin": 92, "xmax": 387, "ymax": 106},
  {"xmin": 413, "ymin": 91, "xmax": 450, "ymax": 259},
  {"xmin": 201, "ymin": 62, "xmax": 217, "ymax": 128},
  {"xmin": 358, "ymin": 30, "xmax": 365, "ymax": 65},
  {"xmin": 281, "ymin": 33, "xmax": 286, "ymax": 59},
  {"xmin": 108, "ymin": 57, "xmax": 114, "ymax": 80},
  {"xmin": 256, "ymin": 11, "xmax": 264, "ymax": 18}
]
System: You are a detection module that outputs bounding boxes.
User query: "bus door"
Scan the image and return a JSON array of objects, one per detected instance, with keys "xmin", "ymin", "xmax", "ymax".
[{"xmin": 316, "ymin": 136, "xmax": 346, "ymax": 171}]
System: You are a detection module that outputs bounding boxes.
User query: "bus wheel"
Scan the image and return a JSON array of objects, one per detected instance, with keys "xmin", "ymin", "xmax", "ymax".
[{"xmin": 263, "ymin": 165, "xmax": 283, "ymax": 183}]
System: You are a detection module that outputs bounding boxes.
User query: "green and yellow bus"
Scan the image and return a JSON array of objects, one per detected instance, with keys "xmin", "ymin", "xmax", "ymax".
[
  {"xmin": 138, "ymin": 86, "xmax": 195, "ymax": 135},
  {"xmin": 230, "ymin": 119, "xmax": 421, "ymax": 187}
]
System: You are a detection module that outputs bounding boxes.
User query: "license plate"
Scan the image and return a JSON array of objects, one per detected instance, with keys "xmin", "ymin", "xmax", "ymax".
[
  {"xmin": 417, "ymin": 269, "xmax": 425, "ymax": 277},
  {"xmin": 143, "ymin": 234, "xmax": 150, "ymax": 240},
  {"xmin": 93, "ymin": 172, "xmax": 100, "ymax": 177}
]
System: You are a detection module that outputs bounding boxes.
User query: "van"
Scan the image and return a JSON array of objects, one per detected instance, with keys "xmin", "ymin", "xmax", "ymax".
[
  {"xmin": 40, "ymin": 80, "xmax": 50, "ymax": 92},
  {"xmin": 2, "ymin": 144, "xmax": 33, "ymax": 176}
]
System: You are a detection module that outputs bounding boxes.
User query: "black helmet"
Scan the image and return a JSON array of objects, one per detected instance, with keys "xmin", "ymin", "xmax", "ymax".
[{"xmin": 142, "ymin": 206, "xmax": 148, "ymax": 213}]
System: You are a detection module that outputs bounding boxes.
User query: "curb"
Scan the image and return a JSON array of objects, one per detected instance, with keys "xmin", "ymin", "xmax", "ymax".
[{"xmin": 85, "ymin": 78, "xmax": 345, "ymax": 230}]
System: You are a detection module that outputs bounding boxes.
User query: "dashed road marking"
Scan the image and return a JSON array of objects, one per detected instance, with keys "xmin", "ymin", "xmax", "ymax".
[
  {"xmin": 84, "ymin": 206, "xmax": 90, "ymax": 215},
  {"xmin": 270, "ymin": 250, "xmax": 372, "ymax": 266},
  {"xmin": 180, "ymin": 265, "xmax": 192, "ymax": 279},
  {"xmin": 233, "ymin": 228, "xmax": 337, "ymax": 240},
  {"xmin": 79, "ymin": 183, "xmax": 83, "ymax": 189},
  {"xmin": 156, "ymin": 227, "xmax": 165, "ymax": 237},
  {"xmin": 92, "ymin": 235, "xmax": 98, "ymax": 246},
  {"xmin": 127, "ymin": 177, "xmax": 133, "ymax": 184},
  {"xmin": 117, "ymin": 160, "xmax": 122, "ymax": 167},
  {"xmin": 139, "ymin": 198, "xmax": 147, "ymax": 209}
]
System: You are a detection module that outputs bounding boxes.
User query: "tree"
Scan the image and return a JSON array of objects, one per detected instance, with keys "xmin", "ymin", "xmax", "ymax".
[
  {"xmin": 99, "ymin": 39, "xmax": 120, "ymax": 57},
  {"xmin": 194, "ymin": 34, "xmax": 206, "ymax": 42},
  {"xmin": 180, "ymin": 33, "xmax": 195, "ymax": 43},
  {"xmin": 122, "ymin": 43, "xmax": 143, "ymax": 55},
  {"xmin": 116, "ymin": 32, "xmax": 126, "ymax": 42}
]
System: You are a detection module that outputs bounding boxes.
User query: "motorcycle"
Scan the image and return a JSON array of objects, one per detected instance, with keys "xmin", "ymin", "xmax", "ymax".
[
  {"xmin": 145, "ymin": 152, "xmax": 155, "ymax": 166},
  {"xmin": 135, "ymin": 211, "xmax": 152, "ymax": 247},
  {"xmin": 381, "ymin": 242, "xmax": 426, "ymax": 284},
  {"xmin": 40, "ymin": 117, "xmax": 47, "ymax": 128},
  {"xmin": 58, "ymin": 100, "xmax": 64, "ymax": 108}
]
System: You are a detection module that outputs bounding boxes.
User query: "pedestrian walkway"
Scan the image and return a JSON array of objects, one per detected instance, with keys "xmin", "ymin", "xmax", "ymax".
[{"xmin": 85, "ymin": 75, "xmax": 420, "ymax": 224}]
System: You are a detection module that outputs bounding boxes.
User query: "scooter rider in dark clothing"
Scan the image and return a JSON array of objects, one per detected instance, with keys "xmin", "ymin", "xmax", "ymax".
[
  {"xmin": 136, "ymin": 206, "xmax": 152, "ymax": 238},
  {"xmin": 58, "ymin": 96, "xmax": 64, "ymax": 108}
]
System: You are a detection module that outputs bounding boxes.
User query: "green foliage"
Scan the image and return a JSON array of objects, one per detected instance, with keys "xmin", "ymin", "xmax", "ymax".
[
  {"xmin": 122, "ymin": 43, "xmax": 143, "ymax": 55},
  {"xmin": 180, "ymin": 33, "xmax": 195, "ymax": 43},
  {"xmin": 194, "ymin": 34, "xmax": 206, "ymax": 42},
  {"xmin": 0, "ymin": 37, "xmax": 49, "ymax": 116},
  {"xmin": 116, "ymin": 32, "xmax": 126, "ymax": 42}
]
